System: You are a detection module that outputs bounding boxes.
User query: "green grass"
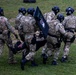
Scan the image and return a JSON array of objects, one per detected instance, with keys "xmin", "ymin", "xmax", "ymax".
[
  {"xmin": 1, "ymin": 0, "xmax": 76, "ymax": 18},
  {"xmin": 1, "ymin": 44, "xmax": 76, "ymax": 75},
  {"xmin": 0, "ymin": 0, "xmax": 76, "ymax": 75}
]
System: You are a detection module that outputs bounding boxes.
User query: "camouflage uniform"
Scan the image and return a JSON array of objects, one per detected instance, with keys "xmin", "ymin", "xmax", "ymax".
[
  {"xmin": 15, "ymin": 13, "xmax": 25, "ymax": 41},
  {"xmin": 42, "ymin": 6, "xmax": 60, "ymax": 56},
  {"xmin": 0, "ymin": 16, "xmax": 17, "ymax": 63},
  {"xmin": 42, "ymin": 11, "xmax": 56, "ymax": 55},
  {"xmin": 62, "ymin": 14, "xmax": 76, "ymax": 59},
  {"xmin": 46, "ymin": 19, "xmax": 67, "ymax": 61},
  {"xmin": 20, "ymin": 14, "xmax": 36, "ymax": 61},
  {"xmin": 15, "ymin": 13, "xmax": 26, "ymax": 57},
  {"xmin": 44, "ymin": 11, "xmax": 56, "ymax": 23}
]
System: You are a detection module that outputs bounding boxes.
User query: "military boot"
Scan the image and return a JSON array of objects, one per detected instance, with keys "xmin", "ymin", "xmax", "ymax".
[
  {"xmin": 61, "ymin": 57, "xmax": 68, "ymax": 62},
  {"xmin": 42, "ymin": 54, "xmax": 48, "ymax": 64},
  {"xmin": 21, "ymin": 58, "xmax": 27, "ymax": 70}
]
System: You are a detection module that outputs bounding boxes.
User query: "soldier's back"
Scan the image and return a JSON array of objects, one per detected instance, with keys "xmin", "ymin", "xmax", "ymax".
[
  {"xmin": 48, "ymin": 20, "xmax": 60, "ymax": 36},
  {"xmin": 21, "ymin": 15, "xmax": 36, "ymax": 33},
  {"xmin": 64, "ymin": 15, "xmax": 76, "ymax": 29},
  {"xmin": 15, "ymin": 13, "xmax": 24, "ymax": 25}
]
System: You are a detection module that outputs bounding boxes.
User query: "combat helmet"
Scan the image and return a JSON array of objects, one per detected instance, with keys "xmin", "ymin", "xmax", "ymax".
[
  {"xmin": 57, "ymin": 14, "xmax": 64, "ymax": 22},
  {"xmin": 52, "ymin": 6, "xmax": 60, "ymax": 15},
  {"xmin": 27, "ymin": 7, "xmax": 35, "ymax": 16},
  {"xmin": 18, "ymin": 7, "xmax": 26, "ymax": 15},
  {"xmin": 0, "ymin": 7, "xmax": 4, "ymax": 16},
  {"xmin": 66, "ymin": 7, "xmax": 74, "ymax": 15}
]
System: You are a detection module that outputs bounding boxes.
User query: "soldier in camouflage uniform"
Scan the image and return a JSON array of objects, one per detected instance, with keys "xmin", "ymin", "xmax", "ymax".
[
  {"xmin": 15, "ymin": 7, "xmax": 26, "ymax": 42},
  {"xmin": 61, "ymin": 7, "xmax": 76, "ymax": 62},
  {"xmin": 42, "ymin": 14, "xmax": 71, "ymax": 65},
  {"xmin": 15, "ymin": 7, "xmax": 27, "ymax": 59},
  {"xmin": 44, "ymin": 6, "xmax": 60, "ymax": 23},
  {"xmin": 18, "ymin": 7, "xmax": 38, "ymax": 70},
  {"xmin": 0, "ymin": 7, "xmax": 18, "ymax": 64},
  {"xmin": 42, "ymin": 6, "xmax": 60, "ymax": 64}
]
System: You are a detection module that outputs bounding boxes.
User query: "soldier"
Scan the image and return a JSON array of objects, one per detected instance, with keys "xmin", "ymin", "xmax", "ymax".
[
  {"xmin": 15, "ymin": 7, "xmax": 26, "ymax": 42},
  {"xmin": 18, "ymin": 7, "xmax": 38, "ymax": 70},
  {"xmin": 0, "ymin": 7, "xmax": 18, "ymax": 64},
  {"xmin": 44, "ymin": 6, "xmax": 60, "ymax": 23},
  {"xmin": 61, "ymin": 7, "xmax": 76, "ymax": 62},
  {"xmin": 15, "ymin": 7, "xmax": 27, "ymax": 60},
  {"xmin": 42, "ymin": 6, "xmax": 60, "ymax": 63},
  {"xmin": 42, "ymin": 14, "xmax": 71, "ymax": 65}
]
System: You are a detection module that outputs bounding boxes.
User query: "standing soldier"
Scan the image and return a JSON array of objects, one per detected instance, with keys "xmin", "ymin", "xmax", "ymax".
[
  {"xmin": 15, "ymin": 7, "xmax": 26, "ymax": 42},
  {"xmin": 61, "ymin": 7, "xmax": 76, "ymax": 62},
  {"xmin": 42, "ymin": 6, "xmax": 60, "ymax": 64},
  {"xmin": 42, "ymin": 14, "xmax": 71, "ymax": 65},
  {"xmin": 44, "ymin": 6, "xmax": 60, "ymax": 23},
  {"xmin": 15, "ymin": 7, "xmax": 27, "ymax": 59},
  {"xmin": 0, "ymin": 7, "xmax": 18, "ymax": 64},
  {"xmin": 18, "ymin": 7, "xmax": 38, "ymax": 70}
]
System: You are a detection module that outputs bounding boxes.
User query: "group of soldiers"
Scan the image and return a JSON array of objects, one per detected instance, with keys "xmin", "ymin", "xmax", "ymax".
[{"xmin": 0, "ymin": 6, "xmax": 76, "ymax": 70}]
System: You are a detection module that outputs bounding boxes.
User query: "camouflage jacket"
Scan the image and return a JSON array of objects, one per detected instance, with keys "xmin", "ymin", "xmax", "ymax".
[
  {"xmin": 15, "ymin": 13, "xmax": 25, "ymax": 34},
  {"xmin": 0, "ymin": 16, "xmax": 16, "ymax": 39},
  {"xmin": 20, "ymin": 14, "xmax": 36, "ymax": 34},
  {"xmin": 48, "ymin": 19, "xmax": 66, "ymax": 37},
  {"xmin": 44, "ymin": 11, "xmax": 56, "ymax": 23},
  {"xmin": 62, "ymin": 14, "xmax": 76, "ymax": 31}
]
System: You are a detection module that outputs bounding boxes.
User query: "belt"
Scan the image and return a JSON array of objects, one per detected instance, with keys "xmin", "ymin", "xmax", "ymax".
[
  {"xmin": 48, "ymin": 33, "xmax": 58, "ymax": 38},
  {"xmin": 65, "ymin": 28, "xmax": 75, "ymax": 33}
]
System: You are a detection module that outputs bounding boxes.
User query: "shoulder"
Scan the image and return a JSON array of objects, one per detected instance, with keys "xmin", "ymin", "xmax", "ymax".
[
  {"xmin": 65, "ymin": 16, "xmax": 68, "ymax": 19},
  {"xmin": 28, "ymin": 15, "xmax": 35, "ymax": 20},
  {"xmin": 65, "ymin": 15, "xmax": 76, "ymax": 20},
  {"xmin": 51, "ymin": 20, "xmax": 58, "ymax": 25},
  {"xmin": 0, "ymin": 16, "xmax": 8, "ymax": 22},
  {"xmin": 20, "ymin": 15, "xmax": 26, "ymax": 20},
  {"xmin": 16, "ymin": 13, "xmax": 23, "ymax": 20},
  {"xmin": 49, "ymin": 11, "xmax": 55, "ymax": 15},
  {"xmin": 55, "ymin": 20, "xmax": 62, "ymax": 26},
  {"xmin": 44, "ymin": 12, "xmax": 52, "ymax": 16}
]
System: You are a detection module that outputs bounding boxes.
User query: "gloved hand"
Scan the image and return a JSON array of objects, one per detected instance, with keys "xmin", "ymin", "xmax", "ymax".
[{"xmin": 35, "ymin": 31, "xmax": 40, "ymax": 37}]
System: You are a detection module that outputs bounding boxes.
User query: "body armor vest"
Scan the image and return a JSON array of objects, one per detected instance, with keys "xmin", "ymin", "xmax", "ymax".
[
  {"xmin": 22, "ymin": 15, "xmax": 36, "ymax": 33},
  {"xmin": 48, "ymin": 20, "xmax": 60, "ymax": 37},
  {"xmin": 65, "ymin": 15, "xmax": 76, "ymax": 29},
  {"xmin": 0, "ymin": 17, "xmax": 8, "ymax": 34}
]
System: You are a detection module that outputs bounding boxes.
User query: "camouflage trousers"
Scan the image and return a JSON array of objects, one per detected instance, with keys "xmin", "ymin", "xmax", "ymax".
[
  {"xmin": 0, "ymin": 37, "xmax": 14, "ymax": 62},
  {"xmin": 24, "ymin": 34, "xmax": 36, "ymax": 61},
  {"xmin": 62, "ymin": 42, "xmax": 72, "ymax": 58},
  {"xmin": 42, "ymin": 43, "xmax": 60, "ymax": 61},
  {"xmin": 62, "ymin": 31, "xmax": 75, "ymax": 58},
  {"xmin": 42, "ymin": 35, "xmax": 61, "ymax": 61}
]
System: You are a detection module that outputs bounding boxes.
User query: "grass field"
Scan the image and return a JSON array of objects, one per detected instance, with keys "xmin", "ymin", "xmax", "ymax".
[{"xmin": 0, "ymin": 0, "xmax": 76, "ymax": 75}]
